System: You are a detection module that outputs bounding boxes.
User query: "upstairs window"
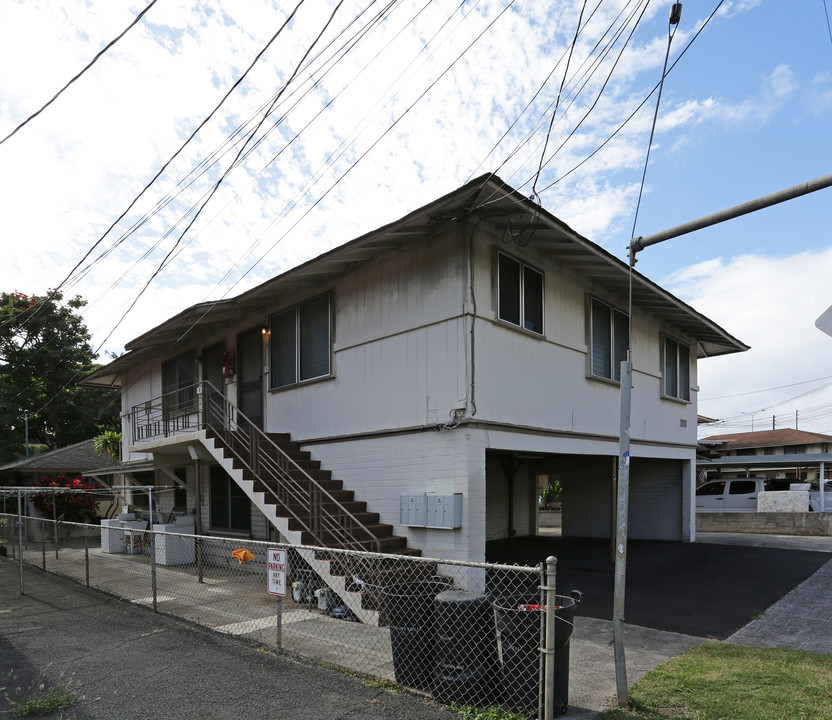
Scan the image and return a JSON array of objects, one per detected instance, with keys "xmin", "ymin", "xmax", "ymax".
[
  {"xmin": 270, "ymin": 295, "xmax": 331, "ymax": 388},
  {"xmin": 664, "ymin": 337, "xmax": 691, "ymax": 401},
  {"xmin": 590, "ymin": 299, "xmax": 629, "ymax": 382},
  {"xmin": 498, "ymin": 253, "xmax": 544, "ymax": 334}
]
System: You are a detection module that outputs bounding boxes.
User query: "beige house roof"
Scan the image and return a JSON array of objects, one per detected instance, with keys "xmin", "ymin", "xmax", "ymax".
[{"xmin": 700, "ymin": 428, "xmax": 832, "ymax": 450}]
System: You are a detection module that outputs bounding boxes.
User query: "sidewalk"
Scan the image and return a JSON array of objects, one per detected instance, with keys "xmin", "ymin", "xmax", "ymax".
[{"xmin": 0, "ymin": 559, "xmax": 457, "ymax": 720}]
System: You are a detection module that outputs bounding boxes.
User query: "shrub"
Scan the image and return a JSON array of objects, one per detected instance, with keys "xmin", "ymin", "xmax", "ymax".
[{"xmin": 31, "ymin": 474, "xmax": 99, "ymax": 523}]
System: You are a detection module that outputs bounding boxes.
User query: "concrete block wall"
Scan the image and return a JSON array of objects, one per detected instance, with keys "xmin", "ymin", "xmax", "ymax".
[
  {"xmin": 304, "ymin": 428, "xmax": 485, "ymax": 562},
  {"xmin": 697, "ymin": 512, "xmax": 832, "ymax": 536}
]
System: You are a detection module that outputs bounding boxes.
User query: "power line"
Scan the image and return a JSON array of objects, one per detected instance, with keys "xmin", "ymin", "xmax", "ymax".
[
  {"xmin": 531, "ymin": 0, "xmax": 588, "ymax": 200},
  {"xmin": 701, "ymin": 375, "xmax": 832, "ymax": 401},
  {"xmin": 0, "ymin": 0, "xmax": 162, "ymax": 146},
  {"xmin": 48, "ymin": 0, "xmax": 309, "ymax": 307}
]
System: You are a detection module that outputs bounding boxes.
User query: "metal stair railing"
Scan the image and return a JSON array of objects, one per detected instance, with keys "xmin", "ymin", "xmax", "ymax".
[{"xmin": 132, "ymin": 381, "xmax": 381, "ymax": 553}]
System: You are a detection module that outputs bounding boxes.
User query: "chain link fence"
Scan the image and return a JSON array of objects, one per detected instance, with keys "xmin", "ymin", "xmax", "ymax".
[{"xmin": 1, "ymin": 513, "xmax": 579, "ymax": 718}]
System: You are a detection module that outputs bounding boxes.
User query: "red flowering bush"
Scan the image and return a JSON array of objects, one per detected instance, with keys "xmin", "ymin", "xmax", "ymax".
[{"xmin": 31, "ymin": 475, "xmax": 99, "ymax": 523}]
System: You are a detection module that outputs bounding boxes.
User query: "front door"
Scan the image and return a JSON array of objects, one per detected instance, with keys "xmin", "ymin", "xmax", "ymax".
[
  {"xmin": 237, "ymin": 328, "xmax": 264, "ymax": 429},
  {"xmin": 203, "ymin": 343, "xmax": 225, "ymax": 429}
]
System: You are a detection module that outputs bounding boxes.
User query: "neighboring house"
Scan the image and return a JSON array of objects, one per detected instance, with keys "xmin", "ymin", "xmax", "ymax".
[
  {"xmin": 699, "ymin": 428, "xmax": 832, "ymax": 483},
  {"xmin": 0, "ymin": 439, "xmax": 150, "ymax": 518},
  {"xmin": 82, "ymin": 175, "xmax": 747, "ymax": 568}
]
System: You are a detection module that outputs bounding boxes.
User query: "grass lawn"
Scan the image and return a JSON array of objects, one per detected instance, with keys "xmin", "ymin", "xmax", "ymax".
[{"xmin": 594, "ymin": 641, "xmax": 832, "ymax": 720}]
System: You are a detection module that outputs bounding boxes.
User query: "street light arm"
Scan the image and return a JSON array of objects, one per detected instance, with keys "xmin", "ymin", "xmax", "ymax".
[{"xmin": 630, "ymin": 172, "xmax": 832, "ymax": 254}]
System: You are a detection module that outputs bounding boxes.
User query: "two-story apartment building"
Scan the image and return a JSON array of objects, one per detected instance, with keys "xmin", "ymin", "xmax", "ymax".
[{"xmin": 83, "ymin": 174, "xmax": 747, "ymax": 565}]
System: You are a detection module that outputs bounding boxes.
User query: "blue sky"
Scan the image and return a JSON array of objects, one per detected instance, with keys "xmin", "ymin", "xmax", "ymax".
[{"xmin": 1, "ymin": 0, "xmax": 831, "ymax": 435}]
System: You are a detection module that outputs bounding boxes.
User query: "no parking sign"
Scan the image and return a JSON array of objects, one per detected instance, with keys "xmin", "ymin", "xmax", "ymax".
[{"xmin": 267, "ymin": 548, "xmax": 287, "ymax": 597}]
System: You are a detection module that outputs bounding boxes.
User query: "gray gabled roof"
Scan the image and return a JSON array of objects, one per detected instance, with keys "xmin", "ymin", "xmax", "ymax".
[
  {"xmin": 0, "ymin": 439, "xmax": 104, "ymax": 474},
  {"xmin": 83, "ymin": 174, "xmax": 748, "ymax": 387}
]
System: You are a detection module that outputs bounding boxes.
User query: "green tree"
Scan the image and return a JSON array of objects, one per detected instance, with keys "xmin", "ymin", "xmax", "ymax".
[{"xmin": 0, "ymin": 290, "xmax": 119, "ymax": 464}]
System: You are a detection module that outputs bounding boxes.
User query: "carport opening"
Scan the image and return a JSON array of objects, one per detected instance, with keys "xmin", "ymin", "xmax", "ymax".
[{"xmin": 486, "ymin": 452, "xmax": 688, "ymax": 549}]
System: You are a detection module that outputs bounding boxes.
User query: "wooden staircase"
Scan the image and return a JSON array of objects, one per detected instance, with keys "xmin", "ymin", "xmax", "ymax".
[{"xmin": 202, "ymin": 424, "xmax": 428, "ymax": 625}]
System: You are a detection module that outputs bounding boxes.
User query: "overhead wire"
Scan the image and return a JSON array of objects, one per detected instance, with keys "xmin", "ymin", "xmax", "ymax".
[
  {"xmin": 535, "ymin": 0, "xmax": 726, "ymax": 194},
  {"xmin": 91, "ymin": 0, "xmax": 351, "ymax": 355},
  {"xmin": 46, "ymin": 0, "xmax": 309, "ymax": 307},
  {"xmin": 0, "ymin": 0, "xmax": 162, "ymax": 146},
  {"xmin": 531, "ymin": 0, "xmax": 589, "ymax": 201},
  {"xmin": 62, "ymin": 0, "xmax": 400, "ymax": 292},
  {"xmin": 161, "ymin": 0, "xmax": 520, "ymax": 351},
  {"xmin": 4, "ymin": 0, "xmax": 469, "ymax": 418},
  {"xmin": 470, "ymin": 0, "xmax": 654, "ymax": 210}
]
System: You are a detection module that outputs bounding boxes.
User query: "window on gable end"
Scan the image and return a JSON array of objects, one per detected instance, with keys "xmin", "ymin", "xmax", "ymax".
[
  {"xmin": 497, "ymin": 252, "xmax": 544, "ymax": 334},
  {"xmin": 664, "ymin": 336, "xmax": 691, "ymax": 401},
  {"xmin": 270, "ymin": 295, "xmax": 331, "ymax": 389},
  {"xmin": 590, "ymin": 298, "xmax": 629, "ymax": 382}
]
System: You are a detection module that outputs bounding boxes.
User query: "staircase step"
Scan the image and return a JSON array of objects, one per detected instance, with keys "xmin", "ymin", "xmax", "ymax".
[
  {"xmin": 207, "ymin": 425, "xmax": 419, "ymax": 561},
  {"xmin": 288, "ymin": 512, "xmax": 380, "ymax": 532}
]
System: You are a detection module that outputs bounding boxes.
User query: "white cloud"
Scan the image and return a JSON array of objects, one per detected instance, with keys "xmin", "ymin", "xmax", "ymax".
[
  {"xmin": 665, "ymin": 249, "xmax": 832, "ymax": 435},
  {"xmin": 0, "ymin": 0, "xmax": 827, "ymax": 382}
]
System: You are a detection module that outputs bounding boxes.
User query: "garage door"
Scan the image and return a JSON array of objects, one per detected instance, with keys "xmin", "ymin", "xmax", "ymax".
[{"xmin": 629, "ymin": 458, "xmax": 682, "ymax": 540}]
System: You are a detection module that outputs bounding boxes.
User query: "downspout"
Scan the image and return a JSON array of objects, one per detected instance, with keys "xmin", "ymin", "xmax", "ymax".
[{"xmin": 466, "ymin": 219, "xmax": 481, "ymax": 418}]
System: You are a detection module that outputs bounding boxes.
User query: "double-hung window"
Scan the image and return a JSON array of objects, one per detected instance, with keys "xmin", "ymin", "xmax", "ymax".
[
  {"xmin": 590, "ymin": 299, "xmax": 629, "ymax": 382},
  {"xmin": 270, "ymin": 295, "xmax": 331, "ymax": 389},
  {"xmin": 497, "ymin": 252, "xmax": 544, "ymax": 334},
  {"xmin": 664, "ymin": 337, "xmax": 691, "ymax": 401}
]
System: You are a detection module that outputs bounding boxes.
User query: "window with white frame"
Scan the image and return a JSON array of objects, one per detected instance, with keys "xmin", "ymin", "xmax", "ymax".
[
  {"xmin": 270, "ymin": 295, "xmax": 331, "ymax": 389},
  {"xmin": 664, "ymin": 337, "xmax": 691, "ymax": 401},
  {"xmin": 497, "ymin": 252, "xmax": 544, "ymax": 334},
  {"xmin": 590, "ymin": 298, "xmax": 629, "ymax": 382}
]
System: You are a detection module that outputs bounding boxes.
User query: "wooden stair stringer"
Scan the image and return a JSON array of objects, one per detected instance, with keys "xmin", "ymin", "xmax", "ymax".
[{"xmin": 199, "ymin": 432, "xmax": 381, "ymax": 626}]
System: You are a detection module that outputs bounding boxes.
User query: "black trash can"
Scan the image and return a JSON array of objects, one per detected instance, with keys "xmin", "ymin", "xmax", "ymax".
[
  {"xmin": 432, "ymin": 590, "xmax": 500, "ymax": 707},
  {"xmin": 493, "ymin": 590, "xmax": 582, "ymax": 715},
  {"xmin": 383, "ymin": 581, "xmax": 451, "ymax": 690}
]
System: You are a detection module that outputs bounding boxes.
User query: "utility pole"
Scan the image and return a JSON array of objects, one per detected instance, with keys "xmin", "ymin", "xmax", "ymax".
[{"xmin": 620, "ymin": 171, "xmax": 832, "ymax": 708}]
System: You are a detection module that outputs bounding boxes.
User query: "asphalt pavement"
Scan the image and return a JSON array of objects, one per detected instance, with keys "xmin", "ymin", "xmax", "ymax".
[
  {"xmin": 0, "ymin": 559, "xmax": 459, "ymax": 720},
  {"xmin": 487, "ymin": 534, "xmax": 832, "ymax": 638}
]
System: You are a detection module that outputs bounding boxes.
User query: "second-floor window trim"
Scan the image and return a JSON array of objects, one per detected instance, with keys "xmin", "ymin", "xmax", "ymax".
[
  {"xmin": 664, "ymin": 336, "xmax": 691, "ymax": 401},
  {"xmin": 497, "ymin": 252, "xmax": 544, "ymax": 335},
  {"xmin": 590, "ymin": 298, "xmax": 629, "ymax": 382},
  {"xmin": 270, "ymin": 294, "xmax": 331, "ymax": 389}
]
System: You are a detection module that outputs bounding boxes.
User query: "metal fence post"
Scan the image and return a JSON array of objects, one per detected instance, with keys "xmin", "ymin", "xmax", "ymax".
[
  {"xmin": 53, "ymin": 492, "xmax": 59, "ymax": 559},
  {"xmin": 276, "ymin": 597, "xmax": 283, "ymax": 653},
  {"xmin": 17, "ymin": 489, "xmax": 24, "ymax": 595},
  {"xmin": 150, "ymin": 529, "xmax": 158, "ymax": 612},
  {"xmin": 84, "ymin": 527, "xmax": 90, "ymax": 588},
  {"xmin": 543, "ymin": 556, "xmax": 557, "ymax": 720},
  {"xmin": 41, "ymin": 519, "xmax": 46, "ymax": 570}
]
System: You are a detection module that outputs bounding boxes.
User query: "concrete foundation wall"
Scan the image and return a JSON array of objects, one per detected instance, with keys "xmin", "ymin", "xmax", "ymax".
[{"xmin": 697, "ymin": 511, "xmax": 832, "ymax": 536}]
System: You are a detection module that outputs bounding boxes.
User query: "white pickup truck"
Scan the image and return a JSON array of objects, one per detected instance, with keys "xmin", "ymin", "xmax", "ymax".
[{"xmin": 696, "ymin": 478, "xmax": 832, "ymax": 512}]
